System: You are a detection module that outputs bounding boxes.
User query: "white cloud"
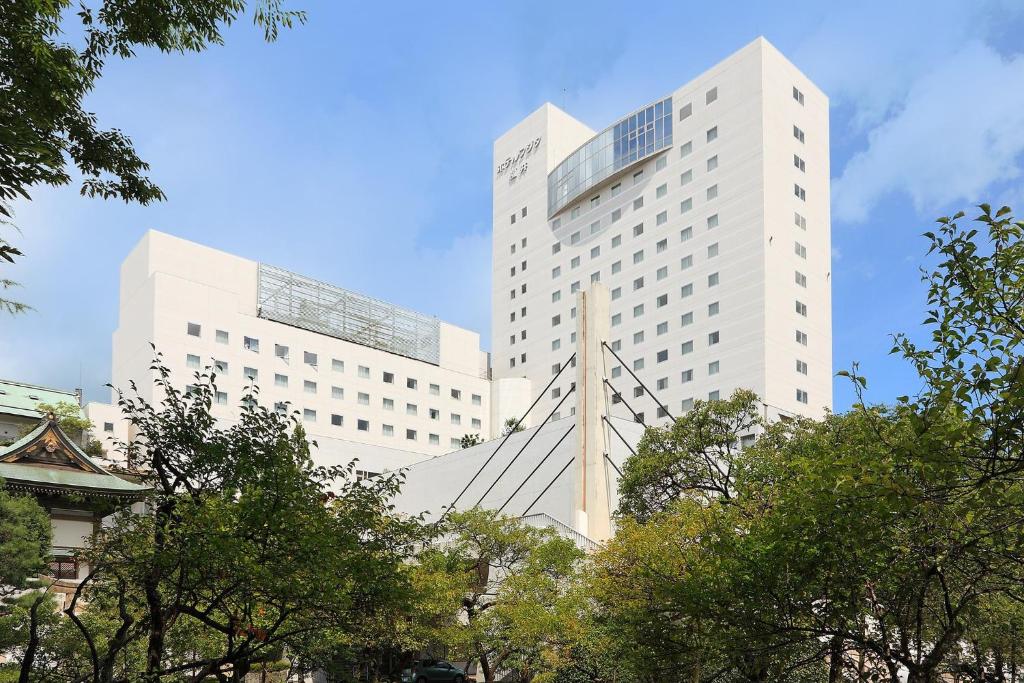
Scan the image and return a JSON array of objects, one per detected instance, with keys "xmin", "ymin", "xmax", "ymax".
[{"xmin": 832, "ymin": 42, "xmax": 1024, "ymax": 223}]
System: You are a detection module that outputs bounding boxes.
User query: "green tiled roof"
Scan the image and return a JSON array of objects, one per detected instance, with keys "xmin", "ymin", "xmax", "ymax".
[
  {"xmin": 0, "ymin": 379, "xmax": 82, "ymax": 420},
  {"xmin": 0, "ymin": 419, "xmax": 148, "ymax": 498}
]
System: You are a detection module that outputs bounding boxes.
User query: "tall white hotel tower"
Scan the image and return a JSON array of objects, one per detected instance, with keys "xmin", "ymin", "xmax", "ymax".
[{"xmin": 491, "ymin": 38, "xmax": 832, "ymax": 424}]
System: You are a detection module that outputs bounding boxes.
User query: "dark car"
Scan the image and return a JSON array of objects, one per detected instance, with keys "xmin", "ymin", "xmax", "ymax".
[{"xmin": 401, "ymin": 659, "xmax": 468, "ymax": 683}]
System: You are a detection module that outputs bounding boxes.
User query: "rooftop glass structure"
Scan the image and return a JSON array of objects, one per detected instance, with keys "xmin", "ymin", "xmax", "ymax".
[
  {"xmin": 548, "ymin": 97, "xmax": 673, "ymax": 216},
  {"xmin": 257, "ymin": 263, "xmax": 441, "ymax": 365}
]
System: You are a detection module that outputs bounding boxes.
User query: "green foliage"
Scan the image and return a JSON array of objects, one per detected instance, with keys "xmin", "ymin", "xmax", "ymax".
[
  {"xmin": 460, "ymin": 433, "xmax": 484, "ymax": 449},
  {"xmin": 0, "ymin": 0, "xmax": 304, "ymax": 315},
  {"xmin": 501, "ymin": 417, "xmax": 525, "ymax": 437},
  {"xmin": 0, "ymin": 479, "xmax": 51, "ymax": 601}
]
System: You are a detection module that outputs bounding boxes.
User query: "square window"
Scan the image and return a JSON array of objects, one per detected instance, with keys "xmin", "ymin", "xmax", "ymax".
[
  {"xmin": 611, "ymin": 287, "xmax": 622, "ymax": 300},
  {"xmin": 429, "ymin": 383, "xmax": 440, "ymax": 396},
  {"xmin": 681, "ymin": 369, "xmax": 693, "ymax": 383},
  {"xmin": 186, "ymin": 354, "xmax": 200, "ymax": 370},
  {"xmin": 332, "ymin": 358, "xmax": 344, "ymax": 372},
  {"xmin": 681, "ymin": 226, "xmax": 693, "ymax": 241},
  {"xmin": 187, "ymin": 322, "xmax": 201, "ymax": 337},
  {"xmin": 633, "ymin": 250, "xmax": 644, "ymax": 264},
  {"xmin": 657, "ymin": 349, "xmax": 669, "ymax": 363},
  {"xmin": 331, "ymin": 414, "xmax": 343, "ymax": 426},
  {"xmin": 681, "ymin": 283, "xmax": 694, "ymax": 298},
  {"xmin": 708, "ymin": 302, "xmax": 720, "ymax": 316},
  {"xmin": 680, "ymin": 198, "xmax": 693, "ymax": 213},
  {"xmin": 472, "ymin": 393, "xmax": 482, "ymax": 406},
  {"xmin": 552, "ymin": 242, "xmax": 561, "ymax": 254},
  {"xmin": 571, "ymin": 256, "xmax": 581, "ymax": 269},
  {"xmin": 244, "ymin": 367, "xmax": 257, "ymax": 381},
  {"xmin": 633, "ymin": 277, "xmax": 644, "ymax": 291},
  {"xmin": 359, "ymin": 392, "xmax": 370, "ymax": 406},
  {"xmin": 633, "ymin": 169, "xmax": 644, "ymax": 184},
  {"xmin": 797, "ymin": 389, "xmax": 809, "ymax": 404},
  {"xmin": 383, "ymin": 424, "xmax": 394, "ymax": 436},
  {"xmin": 680, "ymin": 169, "xmax": 693, "ymax": 185},
  {"xmin": 591, "ymin": 271, "xmax": 600, "ymax": 284},
  {"xmin": 681, "ymin": 341, "xmax": 694, "ymax": 355},
  {"xmin": 708, "ymin": 272, "xmax": 720, "ymax": 287},
  {"xmin": 407, "ymin": 403, "xmax": 418, "ymax": 416},
  {"xmin": 657, "ymin": 266, "xmax": 668, "ymax": 281},
  {"xmin": 612, "ymin": 313, "xmax": 622, "ymax": 327},
  {"xmin": 358, "ymin": 365, "xmax": 370, "ymax": 379},
  {"xmin": 708, "ymin": 361, "xmax": 720, "ymax": 375},
  {"xmin": 707, "ymin": 214, "xmax": 719, "ymax": 229},
  {"xmin": 407, "ymin": 377, "xmax": 418, "ymax": 389},
  {"xmin": 682, "ymin": 398, "xmax": 694, "ymax": 411},
  {"xmin": 552, "ymin": 290, "xmax": 561, "ymax": 303},
  {"xmin": 681, "ymin": 312, "xmax": 694, "ymax": 327},
  {"xmin": 633, "ymin": 197, "xmax": 644, "ymax": 210},
  {"xmin": 214, "ymin": 359, "xmax": 228, "ymax": 374},
  {"xmin": 332, "ymin": 386, "xmax": 344, "ymax": 399},
  {"xmin": 708, "ymin": 331, "xmax": 720, "ymax": 346},
  {"xmin": 451, "ymin": 389, "xmax": 462, "ymax": 400},
  {"xmin": 304, "ymin": 380, "xmax": 317, "ymax": 394},
  {"xmin": 681, "ymin": 255, "xmax": 693, "ymax": 270},
  {"xmin": 633, "ymin": 304, "xmax": 645, "ymax": 318},
  {"xmin": 552, "ymin": 266, "xmax": 561, "ymax": 278},
  {"xmin": 657, "ymin": 294, "xmax": 668, "ymax": 308},
  {"xmin": 612, "ymin": 261, "xmax": 622, "ymax": 274},
  {"xmin": 611, "ymin": 183, "xmax": 622, "ymax": 196},
  {"xmin": 429, "ymin": 433, "xmax": 440, "ymax": 445},
  {"xmin": 243, "ymin": 336, "xmax": 259, "ymax": 352},
  {"xmin": 304, "ymin": 351, "xmax": 317, "ymax": 367},
  {"xmin": 274, "ymin": 373, "xmax": 288, "ymax": 388},
  {"xmin": 358, "ymin": 419, "xmax": 369, "ymax": 432},
  {"xmin": 633, "ymin": 358, "xmax": 645, "ymax": 371},
  {"xmin": 215, "ymin": 391, "xmax": 228, "ymax": 405},
  {"xmin": 590, "ymin": 220, "xmax": 601, "ymax": 234},
  {"xmin": 430, "ymin": 408, "xmax": 440, "ymax": 420},
  {"xmin": 680, "ymin": 140, "xmax": 693, "ymax": 157},
  {"xmin": 709, "ymin": 390, "xmax": 720, "ymax": 401},
  {"xmin": 451, "ymin": 413, "xmax": 462, "ymax": 425},
  {"xmin": 591, "ymin": 245, "xmax": 601, "ymax": 259},
  {"xmin": 303, "ymin": 408, "xmax": 316, "ymax": 422},
  {"xmin": 707, "ymin": 242, "xmax": 719, "ymax": 258},
  {"xmin": 657, "ymin": 321, "xmax": 669, "ymax": 335},
  {"xmin": 657, "ymin": 377, "xmax": 669, "ymax": 391},
  {"xmin": 382, "ymin": 371, "xmax": 394, "ymax": 384}
]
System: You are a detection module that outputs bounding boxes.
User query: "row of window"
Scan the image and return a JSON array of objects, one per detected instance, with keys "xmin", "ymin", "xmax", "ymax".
[{"xmin": 791, "ymin": 92, "xmax": 810, "ymax": 408}]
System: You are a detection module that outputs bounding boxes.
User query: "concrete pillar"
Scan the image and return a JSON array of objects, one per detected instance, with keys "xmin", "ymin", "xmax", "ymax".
[{"xmin": 573, "ymin": 283, "xmax": 613, "ymax": 542}]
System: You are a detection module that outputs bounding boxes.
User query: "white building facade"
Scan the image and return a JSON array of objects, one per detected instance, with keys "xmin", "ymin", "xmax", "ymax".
[
  {"xmin": 491, "ymin": 37, "xmax": 832, "ymax": 425},
  {"xmin": 87, "ymin": 231, "xmax": 531, "ymax": 475}
]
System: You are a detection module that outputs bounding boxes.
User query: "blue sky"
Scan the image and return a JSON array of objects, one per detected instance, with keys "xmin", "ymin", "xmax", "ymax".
[{"xmin": 4, "ymin": 0, "xmax": 1024, "ymax": 411}]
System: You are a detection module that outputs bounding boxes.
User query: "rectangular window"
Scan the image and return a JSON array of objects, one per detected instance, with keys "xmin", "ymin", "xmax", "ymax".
[
  {"xmin": 611, "ymin": 287, "xmax": 621, "ymax": 300},
  {"xmin": 680, "ymin": 169, "xmax": 693, "ymax": 185},
  {"xmin": 591, "ymin": 271, "xmax": 600, "ymax": 284},
  {"xmin": 571, "ymin": 256, "xmax": 581, "ymax": 269},
  {"xmin": 708, "ymin": 361, "xmax": 720, "ymax": 375},
  {"xmin": 681, "ymin": 341, "xmax": 694, "ymax": 355},
  {"xmin": 681, "ymin": 369, "xmax": 693, "ymax": 383},
  {"xmin": 681, "ymin": 255, "xmax": 693, "ymax": 270},
  {"xmin": 552, "ymin": 266, "xmax": 561, "ymax": 279},
  {"xmin": 657, "ymin": 349, "xmax": 669, "ymax": 363},
  {"xmin": 611, "ymin": 182, "xmax": 622, "ymax": 196},
  {"xmin": 591, "ymin": 195, "xmax": 600, "ymax": 208},
  {"xmin": 570, "ymin": 231, "xmax": 580, "ymax": 245},
  {"xmin": 633, "ymin": 169, "xmax": 644, "ymax": 184},
  {"xmin": 633, "ymin": 197, "xmax": 644, "ymax": 210},
  {"xmin": 332, "ymin": 386, "xmax": 344, "ymax": 399},
  {"xmin": 359, "ymin": 392, "xmax": 370, "ymax": 406},
  {"xmin": 706, "ymin": 87, "xmax": 718, "ymax": 104},
  {"xmin": 215, "ymin": 391, "xmax": 228, "ymax": 405},
  {"xmin": 706, "ymin": 126, "xmax": 718, "ymax": 142},
  {"xmin": 215, "ymin": 330, "xmax": 230, "ymax": 344},
  {"xmin": 383, "ymin": 371, "xmax": 394, "ymax": 384},
  {"xmin": 571, "ymin": 206, "xmax": 581, "ymax": 219},
  {"xmin": 612, "ymin": 313, "xmax": 622, "ymax": 327},
  {"xmin": 303, "ymin": 351, "xmax": 317, "ymax": 367},
  {"xmin": 590, "ymin": 220, "xmax": 601, "ymax": 234},
  {"xmin": 796, "ymin": 330, "xmax": 808, "ymax": 346},
  {"xmin": 633, "ymin": 277, "xmax": 644, "ymax": 291},
  {"xmin": 794, "ymin": 154, "xmax": 806, "ymax": 172},
  {"xmin": 303, "ymin": 408, "xmax": 316, "ymax": 422},
  {"xmin": 358, "ymin": 419, "xmax": 369, "ymax": 432},
  {"xmin": 552, "ymin": 290, "xmax": 561, "ymax": 302},
  {"xmin": 681, "ymin": 283, "xmax": 693, "ymax": 298},
  {"xmin": 633, "ymin": 358, "xmax": 645, "ymax": 371},
  {"xmin": 611, "ymin": 208, "xmax": 622, "ymax": 222},
  {"xmin": 331, "ymin": 414, "xmax": 343, "ymax": 426},
  {"xmin": 633, "ymin": 331, "xmax": 645, "ymax": 345},
  {"xmin": 795, "ymin": 242, "xmax": 807, "ymax": 259},
  {"xmin": 656, "ymin": 211, "xmax": 668, "ymax": 226},
  {"xmin": 796, "ymin": 301, "xmax": 808, "ymax": 316},
  {"xmin": 680, "ymin": 198, "xmax": 693, "ymax": 213},
  {"xmin": 681, "ymin": 226, "xmax": 693, "ymax": 241},
  {"xmin": 429, "ymin": 433, "xmax": 440, "ymax": 446},
  {"xmin": 429, "ymin": 383, "xmax": 440, "ymax": 396},
  {"xmin": 679, "ymin": 102, "xmax": 692, "ymax": 120},
  {"xmin": 186, "ymin": 354, "xmax": 200, "ymax": 370},
  {"xmin": 795, "ymin": 212, "xmax": 807, "ymax": 230},
  {"xmin": 794, "ymin": 184, "xmax": 806, "ymax": 201},
  {"xmin": 214, "ymin": 359, "xmax": 228, "ymax": 374},
  {"xmin": 707, "ymin": 214, "xmax": 719, "ymax": 229},
  {"xmin": 680, "ymin": 140, "xmax": 693, "ymax": 157},
  {"xmin": 612, "ymin": 234, "xmax": 622, "ymax": 248},
  {"xmin": 708, "ymin": 331, "xmax": 720, "ymax": 346},
  {"xmin": 708, "ymin": 272, "xmax": 720, "ymax": 287},
  {"xmin": 656, "ymin": 155, "xmax": 667, "ymax": 171},
  {"xmin": 707, "ymin": 243, "xmax": 719, "ymax": 258},
  {"xmin": 407, "ymin": 377, "xmax": 418, "ymax": 390},
  {"xmin": 274, "ymin": 373, "xmax": 288, "ymax": 388},
  {"xmin": 793, "ymin": 86, "xmax": 805, "ymax": 104},
  {"xmin": 304, "ymin": 380, "xmax": 317, "ymax": 394},
  {"xmin": 451, "ymin": 389, "xmax": 462, "ymax": 400},
  {"xmin": 796, "ymin": 359, "xmax": 808, "ymax": 375},
  {"xmin": 406, "ymin": 403, "xmax": 417, "ymax": 416},
  {"xmin": 187, "ymin": 322, "xmax": 201, "ymax": 337},
  {"xmin": 707, "ymin": 155, "xmax": 718, "ymax": 172},
  {"xmin": 796, "ymin": 389, "xmax": 809, "ymax": 404},
  {"xmin": 709, "ymin": 390, "xmax": 720, "ymax": 401},
  {"xmin": 657, "ymin": 377, "xmax": 669, "ymax": 391},
  {"xmin": 706, "ymin": 184, "xmax": 718, "ymax": 200},
  {"xmin": 244, "ymin": 367, "xmax": 257, "ymax": 381},
  {"xmin": 795, "ymin": 271, "xmax": 807, "ymax": 287},
  {"xmin": 656, "ymin": 183, "xmax": 667, "ymax": 199},
  {"xmin": 657, "ymin": 294, "xmax": 668, "ymax": 308},
  {"xmin": 552, "ymin": 242, "xmax": 561, "ymax": 254},
  {"xmin": 472, "ymin": 393, "xmax": 482, "ymax": 406},
  {"xmin": 656, "ymin": 322, "xmax": 668, "ymax": 336},
  {"xmin": 358, "ymin": 365, "xmax": 370, "ymax": 378},
  {"xmin": 633, "ymin": 250, "xmax": 644, "ymax": 264},
  {"xmin": 708, "ymin": 301, "xmax": 720, "ymax": 316},
  {"xmin": 243, "ymin": 336, "xmax": 259, "ymax": 352},
  {"xmin": 793, "ymin": 125, "xmax": 805, "ymax": 143},
  {"xmin": 451, "ymin": 413, "xmax": 461, "ymax": 426},
  {"xmin": 332, "ymin": 358, "xmax": 344, "ymax": 372},
  {"xmin": 430, "ymin": 408, "xmax": 440, "ymax": 420},
  {"xmin": 657, "ymin": 265, "xmax": 668, "ymax": 281}
]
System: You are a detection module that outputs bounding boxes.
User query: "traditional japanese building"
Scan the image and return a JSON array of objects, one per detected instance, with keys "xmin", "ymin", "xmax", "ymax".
[{"xmin": 0, "ymin": 414, "xmax": 147, "ymax": 599}]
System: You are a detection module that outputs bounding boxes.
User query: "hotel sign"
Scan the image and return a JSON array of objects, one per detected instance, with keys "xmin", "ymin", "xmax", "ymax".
[{"xmin": 496, "ymin": 137, "xmax": 542, "ymax": 185}]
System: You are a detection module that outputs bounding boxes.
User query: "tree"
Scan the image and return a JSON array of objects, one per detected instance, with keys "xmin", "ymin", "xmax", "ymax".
[
  {"xmin": 425, "ymin": 509, "xmax": 584, "ymax": 683},
  {"xmin": 461, "ymin": 433, "xmax": 484, "ymax": 449},
  {"xmin": 0, "ymin": 0, "xmax": 305, "ymax": 313},
  {"xmin": 12, "ymin": 358, "xmax": 416, "ymax": 683},
  {"xmin": 501, "ymin": 418, "xmax": 525, "ymax": 437}
]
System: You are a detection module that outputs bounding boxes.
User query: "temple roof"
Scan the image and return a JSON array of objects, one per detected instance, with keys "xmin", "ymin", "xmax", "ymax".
[
  {"xmin": 0, "ymin": 379, "xmax": 82, "ymax": 420},
  {"xmin": 0, "ymin": 417, "xmax": 148, "ymax": 499}
]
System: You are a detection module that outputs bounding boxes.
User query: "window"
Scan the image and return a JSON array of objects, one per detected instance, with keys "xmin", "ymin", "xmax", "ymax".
[
  {"xmin": 510, "ymin": 244, "xmax": 517, "ymax": 255},
  {"xmin": 633, "ymin": 386, "xmax": 644, "ymax": 398},
  {"xmin": 244, "ymin": 336, "xmax": 259, "ymax": 352},
  {"xmin": 612, "ymin": 313, "xmax": 622, "ymax": 327},
  {"xmin": 358, "ymin": 365, "xmax": 370, "ymax": 378},
  {"xmin": 406, "ymin": 403, "xmax": 417, "ymax": 416},
  {"xmin": 552, "ymin": 338, "xmax": 561, "ymax": 351},
  {"xmin": 633, "ymin": 358, "xmax": 645, "ymax": 371},
  {"xmin": 681, "ymin": 226, "xmax": 693, "ymax": 241},
  {"xmin": 611, "ymin": 366, "xmax": 622, "ymax": 378},
  {"xmin": 591, "ymin": 271, "xmax": 600, "ymax": 284},
  {"xmin": 707, "ymin": 214, "xmax": 719, "ymax": 229},
  {"xmin": 681, "ymin": 283, "xmax": 694, "ymax": 298},
  {"xmin": 796, "ymin": 271, "xmax": 807, "ymax": 287},
  {"xmin": 633, "ymin": 197, "xmax": 644, "ymax": 210},
  {"xmin": 451, "ymin": 437, "xmax": 461, "ymax": 449},
  {"xmin": 211, "ymin": 329, "xmax": 228, "ymax": 344},
  {"xmin": 656, "ymin": 183, "xmax": 667, "ymax": 199},
  {"xmin": 589, "ymin": 245, "xmax": 601, "ymax": 260},
  {"xmin": 275, "ymin": 344, "xmax": 289, "ymax": 360},
  {"xmin": 612, "ymin": 234, "xmax": 622, "ymax": 248},
  {"xmin": 708, "ymin": 272, "xmax": 720, "ymax": 287},
  {"xmin": 383, "ymin": 371, "xmax": 394, "ymax": 384},
  {"xmin": 794, "ymin": 154, "xmax": 806, "ymax": 172},
  {"xmin": 796, "ymin": 301, "xmax": 808, "ymax": 316},
  {"xmin": 795, "ymin": 212, "xmax": 807, "ymax": 230},
  {"xmin": 681, "ymin": 341, "xmax": 694, "ymax": 355},
  {"xmin": 657, "ymin": 265, "xmax": 668, "ymax": 281},
  {"xmin": 331, "ymin": 414, "xmax": 343, "ymax": 426},
  {"xmin": 706, "ymin": 87, "xmax": 718, "ymax": 104},
  {"xmin": 797, "ymin": 389, "xmax": 809, "ymax": 404},
  {"xmin": 275, "ymin": 373, "xmax": 288, "ymax": 388},
  {"xmin": 451, "ymin": 388, "xmax": 462, "ymax": 400},
  {"xmin": 795, "ymin": 242, "xmax": 807, "ymax": 259},
  {"xmin": 657, "ymin": 350, "xmax": 669, "ymax": 363},
  {"xmin": 303, "ymin": 408, "xmax": 316, "ymax": 422},
  {"xmin": 633, "ymin": 169, "xmax": 644, "ymax": 184},
  {"xmin": 706, "ymin": 126, "xmax": 718, "ymax": 142},
  {"xmin": 796, "ymin": 330, "xmax": 808, "ymax": 346},
  {"xmin": 794, "ymin": 184, "xmax": 806, "ymax": 201},
  {"xmin": 591, "ymin": 195, "xmax": 600, "ymax": 208},
  {"xmin": 680, "ymin": 197, "xmax": 694, "ymax": 214},
  {"xmin": 511, "ymin": 213, "xmax": 516, "ymax": 225},
  {"xmin": 215, "ymin": 391, "xmax": 228, "ymax": 405},
  {"xmin": 359, "ymin": 392, "xmax": 371, "ymax": 406},
  {"xmin": 103, "ymin": 422, "xmax": 114, "ymax": 433},
  {"xmin": 680, "ymin": 140, "xmax": 693, "ymax": 157},
  {"xmin": 657, "ymin": 377, "xmax": 669, "ymax": 391},
  {"xmin": 681, "ymin": 312, "xmax": 694, "ymax": 327},
  {"xmin": 552, "ymin": 266, "xmax": 561, "ymax": 279},
  {"xmin": 303, "ymin": 351, "xmax": 317, "ymax": 367},
  {"xmin": 611, "ymin": 287, "xmax": 622, "ymax": 300},
  {"xmin": 522, "ymin": 206, "xmax": 528, "ymax": 218},
  {"xmin": 590, "ymin": 220, "xmax": 601, "ymax": 234},
  {"xmin": 552, "ymin": 314, "xmax": 561, "ymax": 327},
  {"xmin": 552, "ymin": 290, "xmax": 561, "ymax": 302},
  {"xmin": 612, "ymin": 261, "xmax": 621, "ymax": 274},
  {"xmin": 707, "ymin": 242, "xmax": 719, "ymax": 258},
  {"xmin": 451, "ymin": 413, "xmax": 461, "ymax": 426},
  {"xmin": 656, "ymin": 155, "xmax": 667, "ymax": 171},
  {"xmin": 571, "ymin": 256, "xmax": 580, "ymax": 269},
  {"xmin": 657, "ymin": 293, "xmax": 668, "ymax": 308},
  {"xmin": 332, "ymin": 386, "xmax": 344, "ymax": 399},
  {"xmin": 406, "ymin": 429, "xmax": 417, "ymax": 441},
  {"xmin": 680, "ymin": 169, "xmax": 693, "ymax": 185},
  {"xmin": 708, "ymin": 361, "xmax": 720, "ymax": 376},
  {"xmin": 656, "ymin": 210, "xmax": 668, "ymax": 226},
  {"xmin": 571, "ymin": 205, "xmax": 581, "ymax": 219},
  {"xmin": 304, "ymin": 380, "xmax": 317, "ymax": 394},
  {"xmin": 186, "ymin": 354, "xmax": 200, "ymax": 370},
  {"xmin": 358, "ymin": 419, "xmax": 369, "ymax": 432},
  {"xmin": 471, "ymin": 418, "xmax": 482, "ymax": 430},
  {"xmin": 679, "ymin": 102, "xmax": 692, "ymax": 120},
  {"xmin": 429, "ymin": 383, "xmax": 440, "ymax": 396},
  {"xmin": 611, "ymin": 208, "xmax": 622, "ymax": 223},
  {"xmin": 706, "ymin": 184, "xmax": 718, "ymax": 200},
  {"xmin": 273, "ymin": 401, "xmax": 287, "ymax": 415},
  {"xmin": 187, "ymin": 322, "xmax": 201, "ymax": 337},
  {"xmin": 632, "ymin": 331, "xmax": 645, "ymax": 345},
  {"xmin": 707, "ymin": 155, "xmax": 718, "ymax": 172},
  {"xmin": 430, "ymin": 408, "xmax": 440, "ymax": 420},
  {"xmin": 657, "ymin": 321, "xmax": 669, "ymax": 335},
  {"xmin": 681, "ymin": 369, "xmax": 693, "ymax": 383},
  {"xmin": 633, "ymin": 250, "xmax": 644, "ymax": 264},
  {"xmin": 552, "ymin": 242, "xmax": 561, "ymax": 254},
  {"xmin": 796, "ymin": 359, "xmax": 808, "ymax": 375},
  {"xmin": 611, "ymin": 182, "xmax": 622, "ymax": 196},
  {"xmin": 214, "ymin": 359, "xmax": 228, "ymax": 374},
  {"xmin": 429, "ymin": 433, "xmax": 440, "ymax": 446},
  {"xmin": 681, "ymin": 255, "xmax": 693, "ymax": 270},
  {"xmin": 793, "ymin": 86, "xmax": 805, "ymax": 104},
  {"xmin": 406, "ymin": 377, "xmax": 418, "ymax": 390},
  {"xmin": 793, "ymin": 125, "xmax": 805, "ymax": 143},
  {"xmin": 332, "ymin": 358, "xmax": 344, "ymax": 372},
  {"xmin": 632, "ymin": 224, "xmax": 644, "ymax": 238},
  {"xmin": 709, "ymin": 390, "xmax": 720, "ymax": 401}
]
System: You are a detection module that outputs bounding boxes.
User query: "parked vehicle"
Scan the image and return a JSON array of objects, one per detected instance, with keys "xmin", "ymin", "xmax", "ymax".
[{"xmin": 400, "ymin": 659, "xmax": 468, "ymax": 683}]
